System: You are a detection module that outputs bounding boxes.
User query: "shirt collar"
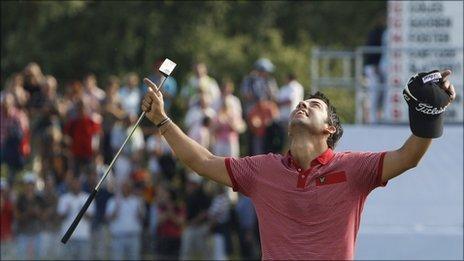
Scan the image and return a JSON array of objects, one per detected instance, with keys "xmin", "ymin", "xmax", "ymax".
[{"xmin": 286, "ymin": 148, "xmax": 334, "ymax": 169}]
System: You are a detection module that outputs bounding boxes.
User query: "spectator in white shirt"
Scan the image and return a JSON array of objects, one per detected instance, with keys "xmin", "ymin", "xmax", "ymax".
[
  {"xmin": 277, "ymin": 73, "xmax": 304, "ymax": 127},
  {"xmin": 119, "ymin": 72, "xmax": 142, "ymax": 117},
  {"xmin": 181, "ymin": 63, "xmax": 221, "ymax": 108},
  {"xmin": 106, "ymin": 180, "xmax": 145, "ymax": 260},
  {"xmin": 184, "ymin": 91, "xmax": 216, "ymax": 132},
  {"xmin": 57, "ymin": 175, "xmax": 94, "ymax": 260},
  {"xmin": 83, "ymin": 73, "xmax": 105, "ymax": 115},
  {"xmin": 207, "ymin": 183, "xmax": 232, "ymax": 260},
  {"xmin": 110, "ymin": 116, "xmax": 145, "ymax": 188},
  {"xmin": 145, "ymin": 128, "xmax": 172, "ymax": 183}
]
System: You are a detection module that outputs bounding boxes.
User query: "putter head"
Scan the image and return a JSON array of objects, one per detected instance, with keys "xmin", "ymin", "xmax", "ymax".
[{"xmin": 159, "ymin": 58, "xmax": 177, "ymax": 76}]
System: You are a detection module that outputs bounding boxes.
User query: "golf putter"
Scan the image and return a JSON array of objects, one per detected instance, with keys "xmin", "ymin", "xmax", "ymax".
[{"xmin": 61, "ymin": 58, "xmax": 177, "ymax": 244}]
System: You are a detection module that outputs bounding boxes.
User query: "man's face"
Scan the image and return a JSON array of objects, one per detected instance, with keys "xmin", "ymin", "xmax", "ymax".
[{"xmin": 289, "ymin": 98, "xmax": 330, "ymax": 135}]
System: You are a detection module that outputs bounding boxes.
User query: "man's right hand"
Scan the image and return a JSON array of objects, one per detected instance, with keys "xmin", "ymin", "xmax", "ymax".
[{"xmin": 142, "ymin": 78, "xmax": 168, "ymax": 125}]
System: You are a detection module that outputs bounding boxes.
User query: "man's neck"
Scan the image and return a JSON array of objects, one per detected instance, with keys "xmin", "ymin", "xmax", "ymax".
[{"xmin": 289, "ymin": 135, "xmax": 329, "ymax": 170}]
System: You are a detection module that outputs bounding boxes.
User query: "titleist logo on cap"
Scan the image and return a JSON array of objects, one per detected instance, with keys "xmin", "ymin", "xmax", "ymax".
[
  {"xmin": 422, "ymin": 72, "xmax": 442, "ymax": 84},
  {"xmin": 415, "ymin": 103, "xmax": 447, "ymax": 115}
]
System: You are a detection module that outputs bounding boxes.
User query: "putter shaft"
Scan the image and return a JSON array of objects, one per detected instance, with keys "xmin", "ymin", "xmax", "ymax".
[{"xmin": 61, "ymin": 76, "xmax": 167, "ymax": 244}]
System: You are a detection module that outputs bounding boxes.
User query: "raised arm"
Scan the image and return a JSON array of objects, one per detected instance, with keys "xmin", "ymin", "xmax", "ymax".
[
  {"xmin": 141, "ymin": 78, "xmax": 232, "ymax": 187},
  {"xmin": 382, "ymin": 70, "xmax": 456, "ymax": 182}
]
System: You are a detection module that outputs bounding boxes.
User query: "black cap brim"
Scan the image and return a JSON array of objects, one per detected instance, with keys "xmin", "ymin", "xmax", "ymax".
[{"xmin": 408, "ymin": 107, "xmax": 444, "ymax": 138}]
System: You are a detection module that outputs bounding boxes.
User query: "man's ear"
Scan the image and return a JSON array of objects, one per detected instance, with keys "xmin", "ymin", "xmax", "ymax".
[{"xmin": 324, "ymin": 125, "xmax": 336, "ymax": 135}]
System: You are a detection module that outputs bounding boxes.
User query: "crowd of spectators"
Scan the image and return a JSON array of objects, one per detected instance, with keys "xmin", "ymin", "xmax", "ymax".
[{"xmin": 0, "ymin": 58, "xmax": 304, "ymax": 260}]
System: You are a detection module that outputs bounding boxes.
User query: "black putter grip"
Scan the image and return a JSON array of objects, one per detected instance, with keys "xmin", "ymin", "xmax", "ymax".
[{"xmin": 61, "ymin": 189, "xmax": 97, "ymax": 244}]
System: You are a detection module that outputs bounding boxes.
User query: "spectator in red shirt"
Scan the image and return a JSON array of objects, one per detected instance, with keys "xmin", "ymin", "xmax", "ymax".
[
  {"xmin": 64, "ymin": 98, "xmax": 101, "ymax": 177},
  {"xmin": 246, "ymin": 98, "xmax": 279, "ymax": 155},
  {"xmin": 155, "ymin": 184, "xmax": 185, "ymax": 260},
  {"xmin": 141, "ymin": 70, "xmax": 456, "ymax": 260},
  {"xmin": 0, "ymin": 178, "xmax": 14, "ymax": 259}
]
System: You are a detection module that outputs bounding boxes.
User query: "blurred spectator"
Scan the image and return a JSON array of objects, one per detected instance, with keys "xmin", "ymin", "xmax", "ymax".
[
  {"xmin": 110, "ymin": 115, "xmax": 145, "ymax": 188},
  {"xmin": 4, "ymin": 73, "xmax": 29, "ymax": 108},
  {"xmin": 184, "ymin": 91, "xmax": 216, "ymax": 132},
  {"xmin": 15, "ymin": 173, "xmax": 43, "ymax": 260},
  {"xmin": 58, "ymin": 175, "xmax": 94, "ymax": 260},
  {"xmin": 180, "ymin": 177, "xmax": 212, "ymax": 260},
  {"xmin": 106, "ymin": 180, "xmax": 144, "ymax": 260},
  {"xmin": 247, "ymin": 98, "xmax": 279, "ymax": 155},
  {"xmin": 186, "ymin": 98, "xmax": 215, "ymax": 181},
  {"xmin": 101, "ymin": 76, "xmax": 126, "ymax": 164},
  {"xmin": 46, "ymin": 130, "xmax": 69, "ymax": 192},
  {"xmin": 212, "ymin": 89, "xmax": 246, "ymax": 157},
  {"xmin": 38, "ymin": 75, "xmax": 61, "ymax": 129},
  {"xmin": 240, "ymin": 58, "xmax": 278, "ymax": 114},
  {"xmin": 188, "ymin": 116, "xmax": 213, "ymax": 157},
  {"xmin": 212, "ymin": 78, "xmax": 243, "ymax": 117},
  {"xmin": 146, "ymin": 128, "xmax": 173, "ymax": 183},
  {"xmin": 364, "ymin": 14, "xmax": 387, "ymax": 124},
  {"xmin": 119, "ymin": 72, "xmax": 142, "ymax": 118},
  {"xmin": 182, "ymin": 62, "xmax": 221, "ymax": 108},
  {"xmin": 0, "ymin": 92, "xmax": 30, "ymax": 185},
  {"xmin": 39, "ymin": 116, "xmax": 63, "ymax": 175},
  {"xmin": 155, "ymin": 184, "xmax": 185, "ymax": 260},
  {"xmin": 38, "ymin": 175, "xmax": 60, "ymax": 260},
  {"xmin": 146, "ymin": 59, "xmax": 178, "ymax": 113},
  {"xmin": 41, "ymin": 75, "xmax": 59, "ymax": 111},
  {"xmin": 36, "ymin": 75, "xmax": 62, "ymax": 163},
  {"xmin": 207, "ymin": 183, "xmax": 232, "ymax": 260},
  {"xmin": 277, "ymin": 73, "xmax": 304, "ymax": 127},
  {"xmin": 64, "ymin": 98, "xmax": 101, "ymax": 177},
  {"xmin": 0, "ymin": 178, "xmax": 14, "ymax": 260},
  {"xmin": 236, "ymin": 194, "xmax": 259, "ymax": 260},
  {"xmin": 131, "ymin": 162, "xmax": 156, "ymax": 257},
  {"xmin": 64, "ymin": 81, "xmax": 86, "ymax": 120},
  {"xmin": 23, "ymin": 62, "xmax": 45, "ymax": 111},
  {"xmin": 83, "ymin": 163, "xmax": 114, "ymax": 260},
  {"xmin": 83, "ymin": 73, "xmax": 106, "ymax": 114}
]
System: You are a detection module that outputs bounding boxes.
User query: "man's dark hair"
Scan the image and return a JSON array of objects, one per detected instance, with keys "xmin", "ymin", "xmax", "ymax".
[{"xmin": 309, "ymin": 91, "xmax": 343, "ymax": 149}]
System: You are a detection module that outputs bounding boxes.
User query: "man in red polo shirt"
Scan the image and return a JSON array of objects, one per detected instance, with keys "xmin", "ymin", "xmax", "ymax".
[
  {"xmin": 141, "ymin": 70, "xmax": 456, "ymax": 260},
  {"xmin": 64, "ymin": 99, "xmax": 101, "ymax": 176}
]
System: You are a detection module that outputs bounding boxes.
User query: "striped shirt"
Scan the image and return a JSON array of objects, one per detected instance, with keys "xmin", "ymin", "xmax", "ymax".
[{"xmin": 225, "ymin": 149, "xmax": 386, "ymax": 260}]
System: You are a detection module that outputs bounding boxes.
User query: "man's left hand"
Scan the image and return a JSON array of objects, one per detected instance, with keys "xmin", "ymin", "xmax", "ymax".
[{"xmin": 439, "ymin": 70, "xmax": 456, "ymax": 104}]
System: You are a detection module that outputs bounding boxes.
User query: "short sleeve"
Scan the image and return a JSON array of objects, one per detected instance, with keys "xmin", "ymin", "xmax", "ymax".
[
  {"xmin": 344, "ymin": 151, "xmax": 387, "ymax": 195},
  {"xmin": 225, "ymin": 155, "xmax": 269, "ymax": 197}
]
